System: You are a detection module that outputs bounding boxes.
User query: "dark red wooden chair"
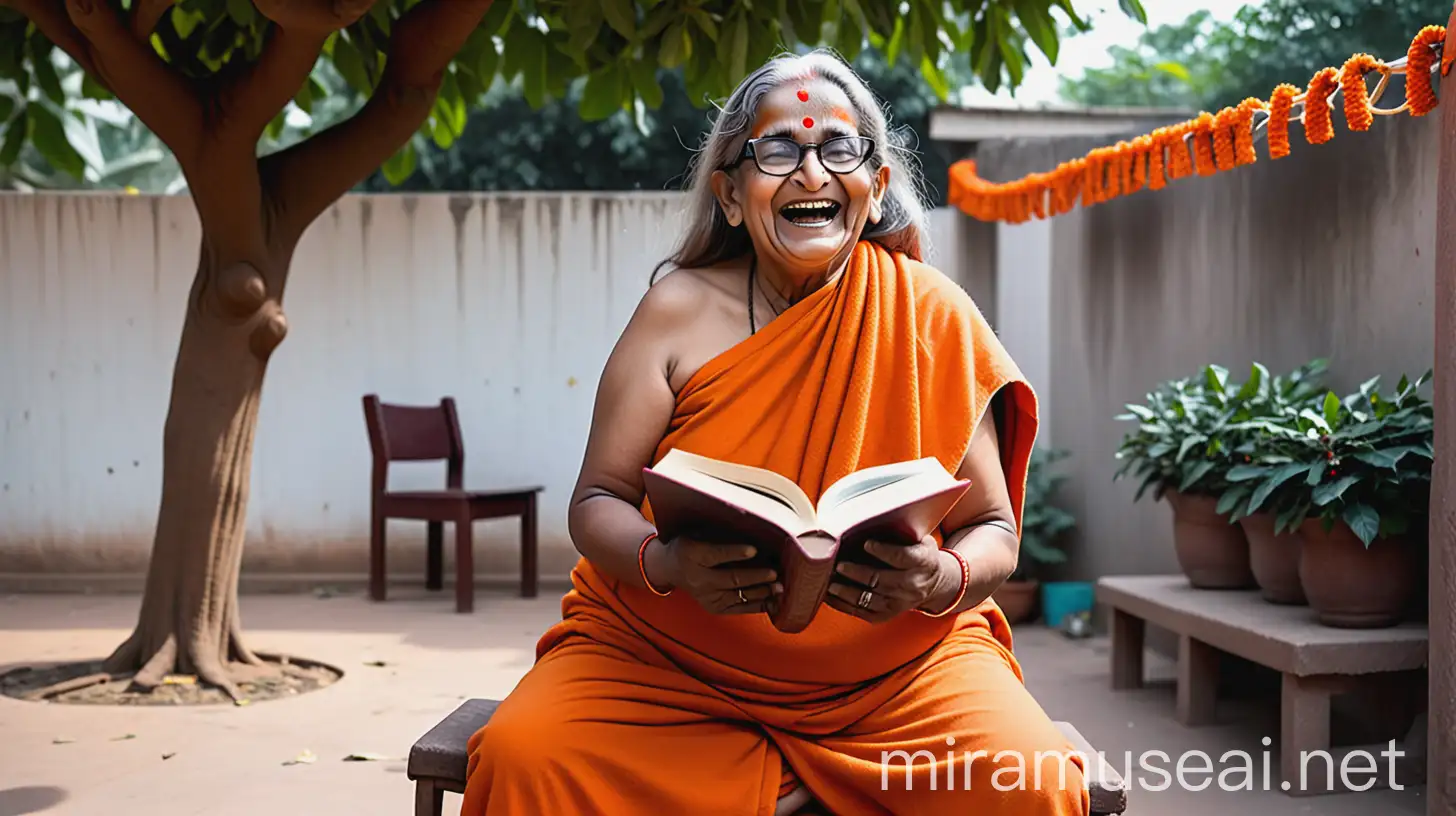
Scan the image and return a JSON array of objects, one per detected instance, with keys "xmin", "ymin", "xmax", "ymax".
[{"xmin": 362, "ymin": 394, "xmax": 542, "ymax": 613}]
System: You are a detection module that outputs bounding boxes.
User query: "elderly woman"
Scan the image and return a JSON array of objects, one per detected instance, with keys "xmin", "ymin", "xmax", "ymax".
[{"xmin": 461, "ymin": 51, "xmax": 1087, "ymax": 816}]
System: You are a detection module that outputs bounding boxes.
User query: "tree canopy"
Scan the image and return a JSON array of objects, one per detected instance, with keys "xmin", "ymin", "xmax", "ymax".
[
  {"xmin": 1, "ymin": 0, "xmax": 1144, "ymax": 191},
  {"xmin": 1060, "ymin": 0, "xmax": 1450, "ymax": 112}
]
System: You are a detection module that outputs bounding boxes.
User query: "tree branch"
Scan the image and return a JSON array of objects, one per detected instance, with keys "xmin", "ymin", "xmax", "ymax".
[
  {"xmin": 253, "ymin": 0, "xmax": 376, "ymax": 33},
  {"xmin": 217, "ymin": 25, "xmax": 328, "ymax": 144},
  {"xmin": 260, "ymin": 0, "xmax": 495, "ymax": 241},
  {"xmin": 2, "ymin": 0, "xmax": 99, "ymax": 76},
  {"xmin": 128, "ymin": 0, "xmax": 175, "ymax": 41},
  {"xmin": 19, "ymin": 0, "xmax": 206, "ymax": 164}
]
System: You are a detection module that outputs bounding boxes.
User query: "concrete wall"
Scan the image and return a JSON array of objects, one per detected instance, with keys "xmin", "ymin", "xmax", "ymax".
[
  {"xmin": 0, "ymin": 192, "xmax": 989, "ymax": 589},
  {"xmin": 973, "ymin": 114, "xmax": 1439, "ymax": 581}
]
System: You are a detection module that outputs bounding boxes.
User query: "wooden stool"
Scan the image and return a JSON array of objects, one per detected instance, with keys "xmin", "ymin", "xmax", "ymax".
[{"xmin": 407, "ymin": 699, "xmax": 1128, "ymax": 814}]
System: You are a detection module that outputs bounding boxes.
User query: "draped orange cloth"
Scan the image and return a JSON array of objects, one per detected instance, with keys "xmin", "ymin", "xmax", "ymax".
[{"xmin": 461, "ymin": 241, "xmax": 1088, "ymax": 815}]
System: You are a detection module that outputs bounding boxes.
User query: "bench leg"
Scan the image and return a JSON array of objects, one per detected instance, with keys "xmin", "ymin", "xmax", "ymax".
[
  {"xmin": 1177, "ymin": 635, "xmax": 1219, "ymax": 726},
  {"xmin": 414, "ymin": 779, "xmax": 443, "ymax": 816},
  {"xmin": 426, "ymin": 522, "xmax": 443, "ymax": 591},
  {"xmin": 455, "ymin": 513, "xmax": 474, "ymax": 614},
  {"xmin": 521, "ymin": 493, "xmax": 538, "ymax": 598},
  {"xmin": 1281, "ymin": 673, "xmax": 1334, "ymax": 794},
  {"xmin": 1110, "ymin": 609, "xmax": 1144, "ymax": 690}
]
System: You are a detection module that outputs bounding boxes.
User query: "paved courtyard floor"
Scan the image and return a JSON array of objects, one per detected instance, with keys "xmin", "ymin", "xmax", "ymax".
[{"xmin": 0, "ymin": 585, "xmax": 1427, "ymax": 815}]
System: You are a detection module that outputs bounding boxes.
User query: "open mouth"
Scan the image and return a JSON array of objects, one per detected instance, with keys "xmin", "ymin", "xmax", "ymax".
[{"xmin": 779, "ymin": 200, "xmax": 843, "ymax": 227}]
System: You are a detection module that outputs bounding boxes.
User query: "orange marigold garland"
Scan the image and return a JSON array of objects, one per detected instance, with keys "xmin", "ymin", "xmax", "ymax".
[
  {"xmin": 944, "ymin": 23, "xmax": 1447, "ymax": 223},
  {"xmin": 1233, "ymin": 98, "xmax": 1263, "ymax": 165},
  {"xmin": 1266, "ymin": 84, "xmax": 1298, "ymax": 159},
  {"xmin": 1303, "ymin": 67, "xmax": 1339, "ymax": 144},
  {"xmin": 1408, "ymin": 25, "xmax": 1445, "ymax": 115},
  {"xmin": 1339, "ymin": 54, "xmax": 1380, "ymax": 131},
  {"xmin": 1212, "ymin": 107, "xmax": 1238, "ymax": 171}
]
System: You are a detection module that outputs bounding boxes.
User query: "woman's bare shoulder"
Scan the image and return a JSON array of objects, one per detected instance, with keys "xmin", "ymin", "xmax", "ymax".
[{"xmin": 633, "ymin": 263, "xmax": 744, "ymax": 329}]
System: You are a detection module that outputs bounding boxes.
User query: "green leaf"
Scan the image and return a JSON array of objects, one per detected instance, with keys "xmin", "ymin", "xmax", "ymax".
[
  {"xmin": 580, "ymin": 62, "xmax": 624, "ymax": 121},
  {"xmin": 1176, "ymin": 434, "xmax": 1207, "ymax": 462},
  {"xmin": 1204, "ymin": 364, "xmax": 1229, "ymax": 394},
  {"xmin": 1011, "ymin": 0, "xmax": 1058, "ymax": 63},
  {"xmin": 1154, "ymin": 61, "xmax": 1190, "ymax": 81},
  {"xmin": 28, "ymin": 103, "xmax": 84, "ymax": 178},
  {"xmin": 628, "ymin": 58, "xmax": 663, "ymax": 109},
  {"xmin": 1118, "ymin": 0, "xmax": 1148, "ymax": 24},
  {"xmin": 1322, "ymin": 391, "xmax": 1342, "ymax": 429},
  {"xmin": 0, "ymin": 105, "xmax": 28, "ymax": 166},
  {"xmin": 381, "ymin": 140, "xmax": 416, "ymax": 185},
  {"xmin": 1342, "ymin": 503, "xmax": 1380, "ymax": 547},
  {"xmin": 728, "ymin": 11, "xmax": 749, "ymax": 82},
  {"xmin": 1248, "ymin": 463, "xmax": 1306, "ymax": 514},
  {"xmin": 0, "ymin": 96, "xmax": 11, "ymax": 123},
  {"xmin": 1312, "ymin": 474, "xmax": 1360, "ymax": 507},
  {"xmin": 659, "ymin": 19, "xmax": 686, "ymax": 69},
  {"xmin": 601, "ymin": 0, "xmax": 636, "ymax": 39},
  {"xmin": 1305, "ymin": 461, "xmax": 1326, "ymax": 485},
  {"xmin": 1216, "ymin": 484, "xmax": 1250, "ymax": 515},
  {"xmin": 30, "ymin": 47, "xmax": 64, "ymax": 105},
  {"xmin": 331, "ymin": 38, "xmax": 371, "ymax": 93},
  {"xmin": 1225, "ymin": 464, "xmax": 1270, "ymax": 482},
  {"xmin": 1179, "ymin": 459, "xmax": 1216, "ymax": 492}
]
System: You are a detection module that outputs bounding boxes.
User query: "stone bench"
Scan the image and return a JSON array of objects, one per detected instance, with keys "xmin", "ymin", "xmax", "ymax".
[
  {"xmin": 1097, "ymin": 574, "xmax": 1428, "ymax": 796},
  {"xmin": 408, "ymin": 698, "xmax": 1128, "ymax": 815}
]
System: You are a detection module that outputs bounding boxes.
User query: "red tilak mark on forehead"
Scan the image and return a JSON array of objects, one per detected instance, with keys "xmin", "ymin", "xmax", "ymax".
[
  {"xmin": 797, "ymin": 89, "xmax": 810, "ymax": 102},
  {"xmin": 803, "ymin": 116, "xmax": 815, "ymax": 129}
]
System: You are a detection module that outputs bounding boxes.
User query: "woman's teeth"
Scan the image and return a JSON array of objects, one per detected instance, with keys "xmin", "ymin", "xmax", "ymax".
[{"xmin": 780, "ymin": 201, "xmax": 842, "ymax": 226}]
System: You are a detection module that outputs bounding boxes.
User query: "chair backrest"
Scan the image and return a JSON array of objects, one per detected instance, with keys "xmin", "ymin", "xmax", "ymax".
[{"xmin": 361, "ymin": 394, "xmax": 465, "ymax": 490}]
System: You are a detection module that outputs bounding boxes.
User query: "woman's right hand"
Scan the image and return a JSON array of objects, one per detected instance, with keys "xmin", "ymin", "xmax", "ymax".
[{"xmin": 650, "ymin": 536, "xmax": 783, "ymax": 615}]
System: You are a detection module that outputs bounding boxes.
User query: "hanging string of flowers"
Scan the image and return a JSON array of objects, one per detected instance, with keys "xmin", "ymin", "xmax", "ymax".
[{"xmin": 947, "ymin": 24, "xmax": 1452, "ymax": 224}]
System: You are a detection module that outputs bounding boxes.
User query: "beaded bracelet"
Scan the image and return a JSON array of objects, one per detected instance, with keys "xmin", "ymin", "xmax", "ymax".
[
  {"xmin": 638, "ymin": 532, "xmax": 673, "ymax": 596},
  {"xmin": 917, "ymin": 547, "xmax": 970, "ymax": 618}
]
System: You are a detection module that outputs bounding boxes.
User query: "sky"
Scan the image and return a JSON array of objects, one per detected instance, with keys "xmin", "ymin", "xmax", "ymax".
[{"xmin": 958, "ymin": 0, "xmax": 1254, "ymax": 106}]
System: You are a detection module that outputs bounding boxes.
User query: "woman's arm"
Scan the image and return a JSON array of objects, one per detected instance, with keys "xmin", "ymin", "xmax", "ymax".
[
  {"xmin": 566, "ymin": 275, "xmax": 694, "ymax": 590},
  {"xmin": 917, "ymin": 400, "xmax": 1021, "ymax": 615}
]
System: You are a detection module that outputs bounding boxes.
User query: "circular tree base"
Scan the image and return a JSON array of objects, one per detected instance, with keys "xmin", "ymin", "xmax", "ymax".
[{"xmin": 0, "ymin": 655, "xmax": 343, "ymax": 706}]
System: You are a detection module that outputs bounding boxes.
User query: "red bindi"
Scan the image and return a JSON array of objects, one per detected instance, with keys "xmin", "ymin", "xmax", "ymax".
[
  {"xmin": 797, "ymin": 89, "xmax": 810, "ymax": 102},
  {"xmin": 802, "ymin": 116, "xmax": 815, "ymax": 129}
]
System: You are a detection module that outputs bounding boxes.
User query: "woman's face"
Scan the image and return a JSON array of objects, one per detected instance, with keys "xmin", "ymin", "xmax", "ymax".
[{"xmin": 712, "ymin": 77, "xmax": 890, "ymax": 278}]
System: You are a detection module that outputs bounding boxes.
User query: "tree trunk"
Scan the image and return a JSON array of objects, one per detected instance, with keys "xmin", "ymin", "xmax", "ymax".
[{"xmin": 102, "ymin": 249, "xmax": 290, "ymax": 700}]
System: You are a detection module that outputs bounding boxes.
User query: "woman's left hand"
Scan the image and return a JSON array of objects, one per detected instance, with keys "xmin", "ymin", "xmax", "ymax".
[{"xmin": 825, "ymin": 535, "xmax": 955, "ymax": 624}]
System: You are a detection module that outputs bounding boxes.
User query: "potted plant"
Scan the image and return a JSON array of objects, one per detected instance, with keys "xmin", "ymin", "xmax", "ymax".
[
  {"xmin": 1226, "ymin": 372, "xmax": 1432, "ymax": 627},
  {"xmin": 1216, "ymin": 359, "xmax": 1329, "ymax": 604},
  {"xmin": 995, "ymin": 447, "xmax": 1073, "ymax": 624},
  {"xmin": 1114, "ymin": 364, "xmax": 1254, "ymax": 588}
]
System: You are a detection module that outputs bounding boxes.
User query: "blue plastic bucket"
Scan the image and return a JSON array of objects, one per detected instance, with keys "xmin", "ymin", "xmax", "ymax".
[{"xmin": 1041, "ymin": 581, "xmax": 1095, "ymax": 628}]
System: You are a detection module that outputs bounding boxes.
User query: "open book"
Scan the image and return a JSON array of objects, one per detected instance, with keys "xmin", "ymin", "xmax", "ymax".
[{"xmin": 642, "ymin": 448, "xmax": 971, "ymax": 633}]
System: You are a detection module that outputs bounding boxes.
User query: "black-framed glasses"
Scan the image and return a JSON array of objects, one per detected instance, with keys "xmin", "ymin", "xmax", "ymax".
[{"xmin": 725, "ymin": 135, "xmax": 876, "ymax": 176}]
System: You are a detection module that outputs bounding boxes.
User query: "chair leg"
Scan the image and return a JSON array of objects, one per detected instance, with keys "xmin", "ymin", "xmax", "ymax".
[
  {"xmin": 413, "ymin": 779, "xmax": 443, "ymax": 816},
  {"xmin": 369, "ymin": 509, "xmax": 386, "ymax": 602},
  {"xmin": 521, "ymin": 493, "xmax": 538, "ymax": 598},
  {"xmin": 455, "ymin": 512, "xmax": 474, "ymax": 614},
  {"xmin": 426, "ymin": 522, "xmax": 443, "ymax": 591}
]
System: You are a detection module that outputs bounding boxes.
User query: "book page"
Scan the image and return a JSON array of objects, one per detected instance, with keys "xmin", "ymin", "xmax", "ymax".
[
  {"xmin": 654, "ymin": 450, "xmax": 816, "ymax": 522},
  {"xmin": 817, "ymin": 461, "xmax": 963, "ymax": 539}
]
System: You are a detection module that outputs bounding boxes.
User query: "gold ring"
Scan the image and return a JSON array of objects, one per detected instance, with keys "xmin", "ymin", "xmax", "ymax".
[{"xmin": 858, "ymin": 589, "xmax": 873, "ymax": 609}]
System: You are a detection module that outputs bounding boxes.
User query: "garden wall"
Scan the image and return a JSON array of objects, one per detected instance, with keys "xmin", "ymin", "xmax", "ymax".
[
  {"xmin": 0, "ymin": 191, "xmax": 992, "ymax": 590},
  {"xmin": 973, "ymin": 113, "xmax": 1439, "ymax": 582}
]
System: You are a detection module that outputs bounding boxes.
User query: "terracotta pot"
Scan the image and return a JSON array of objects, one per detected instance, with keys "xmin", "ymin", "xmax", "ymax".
[
  {"xmin": 993, "ymin": 580, "xmax": 1039, "ymax": 624},
  {"xmin": 1238, "ymin": 513, "xmax": 1307, "ymax": 605},
  {"xmin": 1164, "ymin": 489, "xmax": 1255, "ymax": 589},
  {"xmin": 1299, "ymin": 518, "xmax": 1418, "ymax": 629}
]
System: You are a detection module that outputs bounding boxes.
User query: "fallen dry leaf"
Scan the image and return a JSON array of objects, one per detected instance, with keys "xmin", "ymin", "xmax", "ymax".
[
  {"xmin": 52, "ymin": 737, "xmax": 75, "ymax": 745},
  {"xmin": 343, "ymin": 752, "xmax": 397, "ymax": 762},
  {"xmin": 112, "ymin": 734, "xmax": 136, "ymax": 741},
  {"xmin": 162, "ymin": 675, "xmax": 196, "ymax": 686},
  {"xmin": 162, "ymin": 753, "xmax": 175, "ymax": 760},
  {"xmin": 283, "ymin": 749, "xmax": 317, "ymax": 766},
  {"xmin": 234, "ymin": 698, "xmax": 251, "ymax": 707},
  {"xmin": 363, "ymin": 660, "xmax": 387, "ymax": 667}
]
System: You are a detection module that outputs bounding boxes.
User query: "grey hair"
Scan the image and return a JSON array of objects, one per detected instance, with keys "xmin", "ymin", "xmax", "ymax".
[{"xmin": 652, "ymin": 49, "xmax": 933, "ymax": 283}]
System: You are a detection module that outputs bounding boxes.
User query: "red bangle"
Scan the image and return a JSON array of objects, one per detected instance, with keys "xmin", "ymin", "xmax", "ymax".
[
  {"xmin": 638, "ymin": 532, "xmax": 672, "ymax": 596},
  {"xmin": 918, "ymin": 547, "xmax": 970, "ymax": 618}
]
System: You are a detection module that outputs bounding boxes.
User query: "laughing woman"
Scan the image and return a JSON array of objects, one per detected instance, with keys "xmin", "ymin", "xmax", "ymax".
[{"xmin": 460, "ymin": 50, "xmax": 1089, "ymax": 816}]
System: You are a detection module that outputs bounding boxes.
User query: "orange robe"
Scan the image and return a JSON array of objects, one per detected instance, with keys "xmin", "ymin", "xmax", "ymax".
[{"xmin": 462, "ymin": 240, "xmax": 1088, "ymax": 815}]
